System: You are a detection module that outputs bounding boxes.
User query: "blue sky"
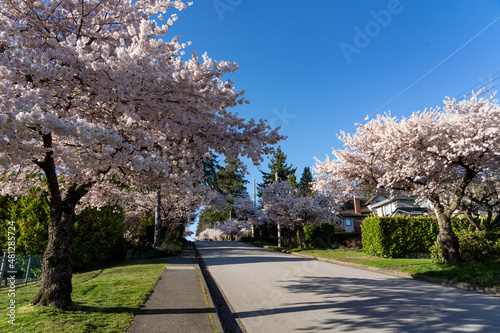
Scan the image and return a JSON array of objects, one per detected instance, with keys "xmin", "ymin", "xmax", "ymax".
[{"xmin": 169, "ymin": 0, "xmax": 500, "ymax": 200}]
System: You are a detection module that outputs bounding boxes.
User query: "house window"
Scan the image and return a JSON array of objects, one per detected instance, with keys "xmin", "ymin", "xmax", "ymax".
[{"xmin": 345, "ymin": 217, "xmax": 353, "ymax": 226}]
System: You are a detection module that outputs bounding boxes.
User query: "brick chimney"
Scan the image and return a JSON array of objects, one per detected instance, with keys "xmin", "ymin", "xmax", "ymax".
[{"xmin": 354, "ymin": 197, "xmax": 361, "ymax": 215}]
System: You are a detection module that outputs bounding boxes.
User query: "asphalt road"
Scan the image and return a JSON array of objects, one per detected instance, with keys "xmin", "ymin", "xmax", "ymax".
[{"xmin": 196, "ymin": 241, "xmax": 500, "ymax": 333}]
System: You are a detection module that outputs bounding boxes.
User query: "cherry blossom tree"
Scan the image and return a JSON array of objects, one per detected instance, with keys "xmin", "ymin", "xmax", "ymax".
[
  {"xmin": 196, "ymin": 218, "xmax": 250, "ymax": 241},
  {"xmin": 314, "ymin": 92, "xmax": 500, "ymax": 265},
  {"xmin": 219, "ymin": 218, "xmax": 251, "ymax": 240},
  {"xmin": 123, "ymin": 180, "xmax": 227, "ymax": 246},
  {"xmin": 196, "ymin": 227, "xmax": 224, "ymax": 241},
  {"xmin": 261, "ymin": 181, "xmax": 338, "ymax": 247},
  {"xmin": 459, "ymin": 178, "xmax": 500, "ymax": 231},
  {"xmin": 0, "ymin": 0, "xmax": 283, "ymax": 308},
  {"xmin": 233, "ymin": 196, "xmax": 268, "ymax": 227}
]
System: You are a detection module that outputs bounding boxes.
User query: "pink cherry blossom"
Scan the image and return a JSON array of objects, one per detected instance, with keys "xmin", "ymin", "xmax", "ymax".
[
  {"xmin": 0, "ymin": 0, "xmax": 283, "ymax": 308},
  {"xmin": 314, "ymin": 92, "xmax": 500, "ymax": 264}
]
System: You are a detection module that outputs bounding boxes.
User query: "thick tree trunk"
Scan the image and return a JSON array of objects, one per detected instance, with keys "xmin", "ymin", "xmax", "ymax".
[
  {"xmin": 31, "ymin": 201, "xmax": 75, "ymax": 308},
  {"xmin": 435, "ymin": 211, "xmax": 464, "ymax": 265},
  {"xmin": 297, "ymin": 227, "xmax": 306, "ymax": 248},
  {"xmin": 31, "ymin": 133, "xmax": 93, "ymax": 308}
]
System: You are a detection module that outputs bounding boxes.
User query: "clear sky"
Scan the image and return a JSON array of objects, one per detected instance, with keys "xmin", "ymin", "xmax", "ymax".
[{"xmin": 168, "ymin": 0, "xmax": 500, "ymax": 200}]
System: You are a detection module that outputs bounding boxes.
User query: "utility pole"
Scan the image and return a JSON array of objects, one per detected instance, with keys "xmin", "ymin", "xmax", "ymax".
[
  {"xmin": 275, "ymin": 172, "xmax": 281, "ymax": 247},
  {"xmin": 153, "ymin": 185, "xmax": 161, "ymax": 247},
  {"xmin": 252, "ymin": 178, "xmax": 256, "ymax": 237}
]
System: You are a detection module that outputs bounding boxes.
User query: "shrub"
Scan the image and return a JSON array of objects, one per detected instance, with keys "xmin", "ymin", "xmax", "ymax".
[
  {"xmin": 0, "ymin": 196, "xmax": 14, "ymax": 252},
  {"xmin": 362, "ymin": 215, "xmax": 439, "ymax": 258},
  {"xmin": 73, "ymin": 205, "xmax": 126, "ymax": 271},
  {"xmin": 303, "ymin": 222, "xmax": 336, "ymax": 248},
  {"xmin": 430, "ymin": 241, "xmax": 444, "ymax": 264},
  {"xmin": 456, "ymin": 230, "xmax": 500, "ymax": 262},
  {"xmin": 431, "ymin": 230, "xmax": 500, "ymax": 264},
  {"xmin": 7, "ymin": 189, "xmax": 50, "ymax": 255}
]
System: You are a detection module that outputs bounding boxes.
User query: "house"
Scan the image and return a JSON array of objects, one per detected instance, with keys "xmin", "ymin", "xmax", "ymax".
[
  {"xmin": 338, "ymin": 196, "xmax": 374, "ymax": 232},
  {"xmin": 368, "ymin": 195, "xmax": 433, "ymax": 217},
  {"xmin": 338, "ymin": 195, "xmax": 433, "ymax": 232}
]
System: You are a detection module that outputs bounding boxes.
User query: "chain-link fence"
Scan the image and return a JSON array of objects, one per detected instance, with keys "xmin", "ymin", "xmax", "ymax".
[{"xmin": 0, "ymin": 253, "xmax": 43, "ymax": 288}]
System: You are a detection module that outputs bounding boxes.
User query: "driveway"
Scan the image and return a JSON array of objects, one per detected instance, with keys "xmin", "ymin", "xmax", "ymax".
[{"xmin": 196, "ymin": 241, "xmax": 500, "ymax": 332}]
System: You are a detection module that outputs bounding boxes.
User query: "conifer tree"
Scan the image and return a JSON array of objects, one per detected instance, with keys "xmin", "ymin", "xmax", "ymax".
[
  {"xmin": 259, "ymin": 147, "xmax": 297, "ymax": 192},
  {"xmin": 298, "ymin": 167, "xmax": 315, "ymax": 197},
  {"xmin": 217, "ymin": 162, "xmax": 248, "ymax": 198}
]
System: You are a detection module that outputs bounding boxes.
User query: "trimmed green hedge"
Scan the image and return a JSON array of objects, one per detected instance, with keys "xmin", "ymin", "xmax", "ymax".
[
  {"xmin": 362, "ymin": 215, "xmax": 439, "ymax": 258},
  {"xmin": 303, "ymin": 223, "xmax": 336, "ymax": 248}
]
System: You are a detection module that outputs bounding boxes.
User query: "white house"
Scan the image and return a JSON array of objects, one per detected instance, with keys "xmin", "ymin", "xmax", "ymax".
[
  {"xmin": 338, "ymin": 195, "xmax": 433, "ymax": 232},
  {"xmin": 368, "ymin": 196, "xmax": 433, "ymax": 217}
]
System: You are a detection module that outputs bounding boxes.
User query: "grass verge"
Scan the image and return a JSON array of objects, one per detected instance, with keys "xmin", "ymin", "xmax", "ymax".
[
  {"xmin": 0, "ymin": 259, "xmax": 168, "ymax": 333},
  {"xmin": 400, "ymin": 260, "xmax": 500, "ymax": 288}
]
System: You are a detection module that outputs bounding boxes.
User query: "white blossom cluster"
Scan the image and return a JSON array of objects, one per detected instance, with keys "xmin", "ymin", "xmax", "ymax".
[
  {"xmin": 260, "ymin": 182, "xmax": 339, "ymax": 229},
  {"xmin": 0, "ymin": 0, "xmax": 283, "ymax": 210},
  {"xmin": 314, "ymin": 92, "xmax": 500, "ymax": 218},
  {"xmin": 196, "ymin": 218, "xmax": 250, "ymax": 241}
]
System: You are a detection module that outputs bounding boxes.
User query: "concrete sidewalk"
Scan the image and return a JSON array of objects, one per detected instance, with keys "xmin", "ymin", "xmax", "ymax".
[{"xmin": 128, "ymin": 243, "xmax": 222, "ymax": 333}]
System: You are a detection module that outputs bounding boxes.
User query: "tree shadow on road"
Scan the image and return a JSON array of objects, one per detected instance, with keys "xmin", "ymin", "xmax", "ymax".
[
  {"xmin": 238, "ymin": 275, "xmax": 500, "ymax": 332},
  {"xmin": 197, "ymin": 241, "xmax": 312, "ymax": 266}
]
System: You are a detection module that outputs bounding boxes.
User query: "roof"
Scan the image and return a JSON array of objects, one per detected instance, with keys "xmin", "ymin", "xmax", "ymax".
[
  {"xmin": 339, "ymin": 197, "xmax": 372, "ymax": 217},
  {"xmin": 368, "ymin": 196, "xmax": 419, "ymax": 209}
]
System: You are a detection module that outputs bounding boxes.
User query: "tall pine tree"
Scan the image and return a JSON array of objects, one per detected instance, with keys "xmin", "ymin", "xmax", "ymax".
[
  {"xmin": 217, "ymin": 161, "xmax": 248, "ymax": 198},
  {"xmin": 298, "ymin": 167, "xmax": 315, "ymax": 197},
  {"xmin": 259, "ymin": 147, "xmax": 297, "ymax": 193}
]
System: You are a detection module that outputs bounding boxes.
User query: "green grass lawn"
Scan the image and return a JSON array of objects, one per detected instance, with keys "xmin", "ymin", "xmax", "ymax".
[
  {"xmin": 0, "ymin": 259, "xmax": 168, "ymax": 333},
  {"xmin": 250, "ymin": 241, "xmax": 500, "ymax": 289},
  {"xmin": 400, "ymin": 260, "xmax": 500, "ymax": 288}
]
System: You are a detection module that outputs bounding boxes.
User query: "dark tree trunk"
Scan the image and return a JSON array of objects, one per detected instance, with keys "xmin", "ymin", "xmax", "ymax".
[
  {"xmin": 435, "ymin": 211, "xmax": 464, "ymax": 265},
  {"xmin": 31, "ymin": 201, "xmax": 75, "ymax": 308},
  {"xmin": 31, "ymin": 133, "xmax": 92, "ymax": 308}
]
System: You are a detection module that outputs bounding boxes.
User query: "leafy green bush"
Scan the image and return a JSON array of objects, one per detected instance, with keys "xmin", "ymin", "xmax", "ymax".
[
  {"xmin": 303, "ymin": 222, "xmax": 336, "ymax": 248},
  {"xmin": 73, "ymin": 205, "xmax": 126, "ymax": 271},
  {"xmin": 456, "ymin": 230, "xmax": 500, "ymax": 262},
  {"xmin": 6, "ymin": 189, "xmax": 50, "ymax": 255},
  {"xmin": 362, "ymin": 215, "xmax": 439, "ymax": 258},
  {"xmin": 430, "ymin": 241, "xmax": 444, "ymax": 264},
  {"xmin": 0, "ymin": 196, "xmax": 14, "ymax": 252},
  {"xmin": 431, "ymin": 230, "xmax": 500, "ymax": 264},
  {"xmin": 1, "ymin": 191, "xmax": 127, "ymax": 270}
]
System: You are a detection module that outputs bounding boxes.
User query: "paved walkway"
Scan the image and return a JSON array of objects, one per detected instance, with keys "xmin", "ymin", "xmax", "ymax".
[{"xmin": 128, "ymin": 243, "xmax": 222, "ymax": 333}]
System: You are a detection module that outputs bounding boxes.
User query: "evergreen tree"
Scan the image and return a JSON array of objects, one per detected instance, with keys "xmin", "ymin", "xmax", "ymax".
[
  {"xmin": 298, "ymin": 167, "xmax": 315, "ymax": 197},
  {"xmin": 287, "ymin": 173, "xmax": 298, "ymax": 189},
  {"xmin": 259, "ymin": 146, "xmax": 297, "ymax": 193},
  {"xmin": 202, "ymin": 155, "xmax": 221, "ymax": 191},
  {"xmin": 217, "ymin": 161, "xmax": 248, "ymax": 198}
]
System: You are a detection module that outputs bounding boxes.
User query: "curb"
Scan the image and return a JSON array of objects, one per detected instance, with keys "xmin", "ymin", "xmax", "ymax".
[
  {"xmin": 193, "ymin": 242, "xmax": 246, "ymax": 333},
  {"xmin": 195, "ymin": 260, "xmax": 225, "ymax": 333},
  {"xmin": 248, "ymin": 242, "xmax": 500, "ymax": 297}
]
